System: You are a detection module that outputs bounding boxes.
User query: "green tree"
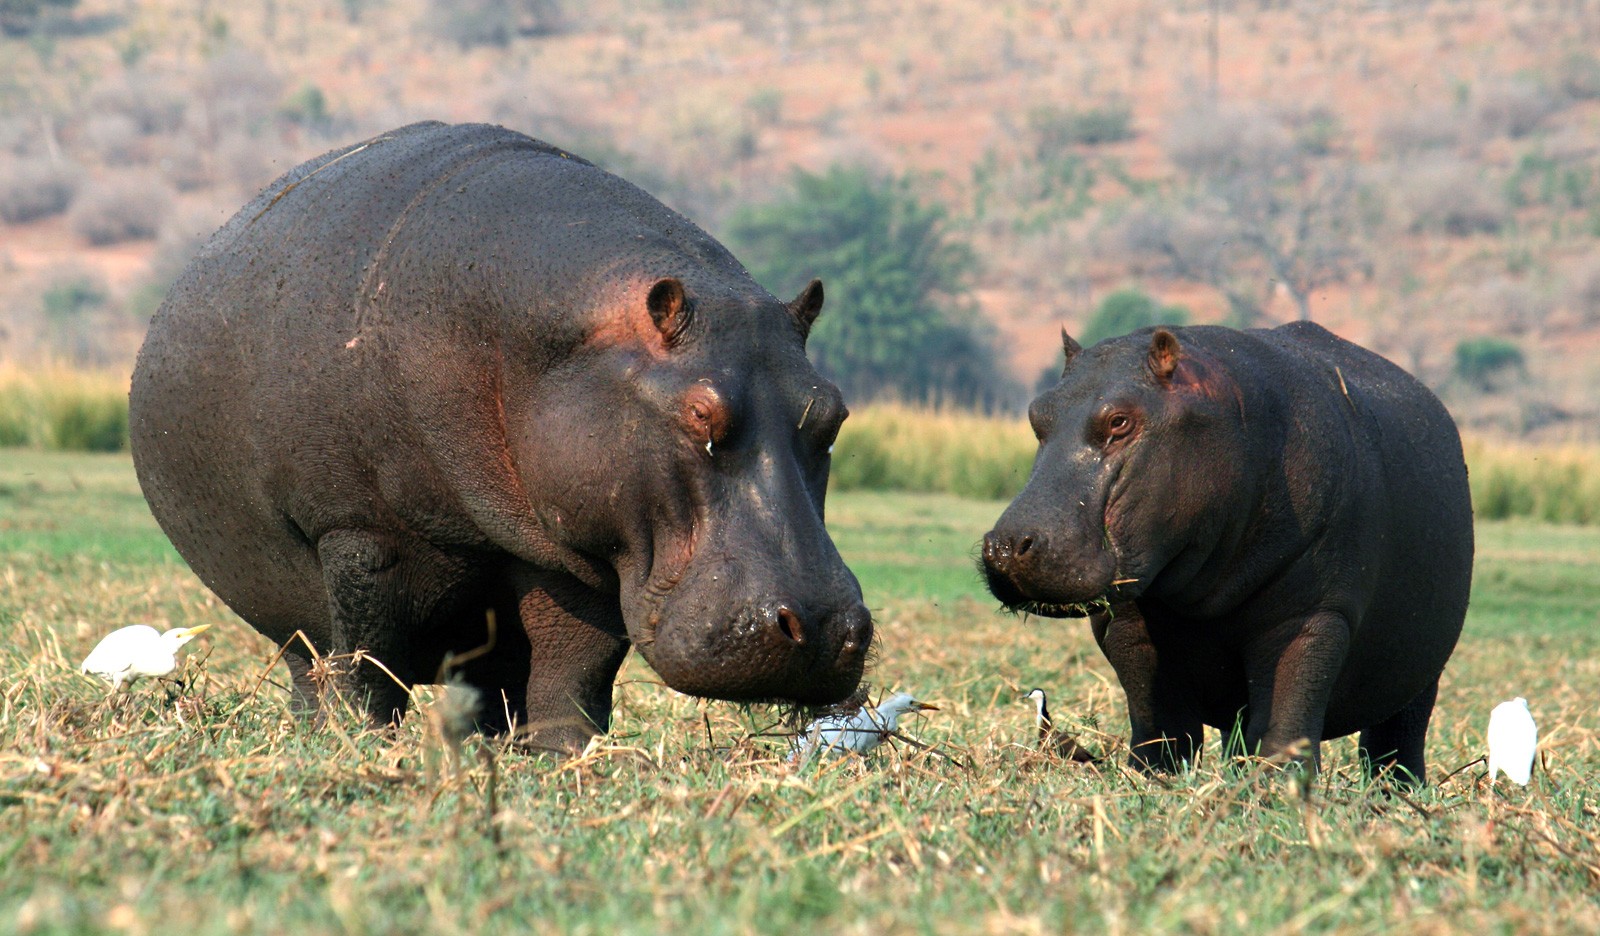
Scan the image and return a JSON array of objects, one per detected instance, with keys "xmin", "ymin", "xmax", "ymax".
[
  {"xmin": 1079, "ymin": 288, "xmax": 1189, "ymax": 346},
  {"xmin": 727, "ymin": 165, "xmax": 1011, "ymax": 407},
  {"xmin": 1037, "ymin": 289, "xmax": 1189, "ymax": 392},
  {"xmin": 1454, "ymin": 337, "xmax": 1525, "ymax": 391}
]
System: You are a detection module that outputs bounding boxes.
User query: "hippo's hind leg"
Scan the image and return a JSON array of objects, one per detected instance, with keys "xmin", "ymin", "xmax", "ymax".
[
  {"xmin": 316, "ymin": 529, "xmax": 463, "ymax": 726},
  {"xmin": 1359, "ymin": 676, "xmax": 1437, "ymax": 786},
  {"xmin": 510, "ymin": 565, "xmax": 631, "ymax": 755}
]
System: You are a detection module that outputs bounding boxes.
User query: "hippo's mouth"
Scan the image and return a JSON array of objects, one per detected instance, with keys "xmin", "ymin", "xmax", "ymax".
[
  {"xmin": 1009, "ymin": 595, "xmax": 1112, "ymax": 619},
  {"xmin": 981, "ymin": 557, "xmax": 1115, "ymax": 619}
]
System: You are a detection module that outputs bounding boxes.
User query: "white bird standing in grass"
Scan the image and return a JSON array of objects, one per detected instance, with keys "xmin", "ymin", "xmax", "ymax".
[
  {"xmin": 791, "ymin": 692, "xmax": 938, "ymax": 762},
  {"xmin": 80, "ymin": 624, "xmax": 212, "ymax": 690},
  {"xmin": 1486, "ymin": 696, "xmax": 1538, "ymax": 786}
]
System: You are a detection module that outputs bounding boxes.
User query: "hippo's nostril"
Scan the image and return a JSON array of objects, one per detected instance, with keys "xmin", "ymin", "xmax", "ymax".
[
  {"xmin": 839, "ymin": 605, "xmax": 872, "ymax": 654},
  {"xmin": 1016, "ymin": 535, "xmax": 1035, "ymax": 557},
  {"xmin": 775, "ymin": 606, "xmax": 805, "ymax": 645}
]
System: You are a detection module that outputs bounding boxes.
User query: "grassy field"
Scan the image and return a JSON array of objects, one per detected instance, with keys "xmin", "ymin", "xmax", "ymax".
[{"xmin": 2, "ymin": 451, "xmax": 1598, "ymax": 934}]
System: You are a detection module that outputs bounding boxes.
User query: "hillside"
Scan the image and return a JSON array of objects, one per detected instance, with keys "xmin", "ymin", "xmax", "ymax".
[{"xmin": 3, "ymin": 0, "xmax": 1599, "ymax": 435}]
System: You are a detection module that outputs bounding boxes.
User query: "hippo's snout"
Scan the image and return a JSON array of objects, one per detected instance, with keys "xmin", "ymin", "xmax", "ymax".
[
  {"xmin": 982, "ymin": 525, "xmax": 1116, "ymax": 618},
  {"xmin": 641, "ymin": 591, "xmax": 872, "ymax": 705}
]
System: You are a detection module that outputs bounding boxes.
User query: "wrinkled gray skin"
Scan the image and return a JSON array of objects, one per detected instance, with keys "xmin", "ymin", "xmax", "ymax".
[
  {"xmin": 983, "ymin": 324, "xmax": 1472, "ymax": 784},
  {"xmin": 131, "ymin": 122, "xmax": 871, "ymax": 752}
]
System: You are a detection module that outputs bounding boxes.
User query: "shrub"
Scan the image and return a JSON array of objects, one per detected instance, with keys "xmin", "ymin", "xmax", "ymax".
[
  {"xmin": 214, "ymin": 131, "xmax": 285, "ymax": 193},
  {"xmin": 89, "ymin": 70, "xmax": 188, "ymax": 135},
  {"xmin": 1376, "ymin": 105, "xmax": 1463, "ymax": 155},
  {"xmin": 278, "ymin": 83, "xmax": 330, "ymax": 131},
  {"xmin": 1166, "ymin": 102, "xmax": 1296, "ymax": 181},
  {"xmin": 0, "ymin": 157, "xmax": 79, "ymax": 223},
  {"xmin": 194, "ymin": 48, "xmax": 282, "ymax": 140},
  {"xmin": 68, "ymin": 173, "xmax": 171, "ymax": 244},
  {"xmin": 1471, "ymin": 277, "xmax": 1550, "ymax": 332},
  {"xmin": 422, "ymin": 0, "xmax": 564, "ymax": 49},
  {"xmin": 80, "ymin": 112, "xmax": 143, "ymax": 166},
  {"xmin": 41, "ymin": 274, "xmax": 106, "ymax": 322},
  {"xmin": 1557, "ymin": 52, "xmax": 1600, "ymax": 101},
  {"xmin": 0, "ymin": 0, "xmax": 78, "ymax": 37},
  {"xmin": 157, "ymin": 142, "xmax": 211, "ymax": 191},
  {"xmin": 1397, "ymin": 156, "xmax": 1506, "ymax": 236},
  {"xmin": 1027, "ymin": 102, "xmax": 1134, "ymax": 153},
  {"xmin": 1454, "ymin": 337, "xmax": 1525, "ymax": 390},
  {"xmin": 1563, "ymin": 254, "xmax": 1600, "ymax": 324},
  {"xmin": 1471, "ymin": 78, "xmax": 1559, "ymax": 141},
  {"xmin": 746, "ymin": 88, "xmax": 783, "ymax": 127}
]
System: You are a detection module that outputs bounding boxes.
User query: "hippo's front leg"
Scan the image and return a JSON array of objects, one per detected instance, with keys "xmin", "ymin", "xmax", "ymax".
[
  {"xmin": 1242, "ymin": 612, "xmax": 1352, "ymax": 773},
  {"xmin": 1092, "ymin": 604, "xmax": 1203, "ymax": 772},
  {"xmin": 512, "ymin": 566, "xmax": 631, "ymax": 755}
]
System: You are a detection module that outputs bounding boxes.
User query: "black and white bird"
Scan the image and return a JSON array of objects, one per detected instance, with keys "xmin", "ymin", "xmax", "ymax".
[
  {"xmin": 80, "ymin": 624, "xmax": 212, "ymax": 690},
  {"xmin": 1486, "ymin": 696, "xmax": 1538, "ymax": 787},
  {"xmin": 791, "ymin": 692, "xmax": 939, "ymax": 762},
  {"xmin": 1023, "ymin": 688, "xmax": 1099, "ymax": 763}
]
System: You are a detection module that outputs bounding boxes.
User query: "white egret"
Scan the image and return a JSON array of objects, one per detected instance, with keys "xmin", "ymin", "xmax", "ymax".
[
  {"xmin": 1486, "ymin": 696, "xmax": 1537, "ymax": 786},
  {"xmin": 791, "ymin": 692, "xmax": 938, "ymax": 762},
  {"xmin": 80, "ymin": 624, "xmax": 213, "ymax": 690},
  {"xmin": 1023, "ymin": 688, "xmax": 1098, "ymax": 763}
]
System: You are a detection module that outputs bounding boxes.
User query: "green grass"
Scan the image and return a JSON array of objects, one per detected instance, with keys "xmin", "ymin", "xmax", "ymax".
[{"xmin": 3, "ymin": 453, "xmax": 1599, "ymax": 934}]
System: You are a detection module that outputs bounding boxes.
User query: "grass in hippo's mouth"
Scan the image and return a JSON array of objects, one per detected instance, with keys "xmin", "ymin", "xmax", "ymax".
[{"xmin": 1008, "ymin": 596, "xmax": 1113, "ymax": 619}]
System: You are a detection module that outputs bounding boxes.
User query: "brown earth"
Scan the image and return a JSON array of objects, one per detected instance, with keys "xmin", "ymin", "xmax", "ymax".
[{"xmin": 2, "ymin": 0, "xmax": 1597, "ymax": 432}]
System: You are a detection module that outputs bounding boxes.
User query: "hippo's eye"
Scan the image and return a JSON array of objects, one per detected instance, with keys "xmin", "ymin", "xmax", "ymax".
[
  {"xmin": 1103, "ymin": 412, "xmax": 1136, "ymax": 445},
  {"xmin": 682, "ymin": 387, "xmax": 728, "ymax": 449}
]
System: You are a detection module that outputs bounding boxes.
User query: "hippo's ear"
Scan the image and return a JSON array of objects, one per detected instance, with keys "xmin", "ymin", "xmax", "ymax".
[
  {"xmin": 1148, "ymin": 329, "xmax": 1181, "ymax": 383},
  {"xmin": 647, "ymin": 277, "xmax": 694, "ymax": 346},
  {"xmin": 788, "ymin": 279, "xmax": 825, "ymax": 340},
  {"xmin": 1061, "ymin": 327, "xmax": 1083, "ymax": 371}
]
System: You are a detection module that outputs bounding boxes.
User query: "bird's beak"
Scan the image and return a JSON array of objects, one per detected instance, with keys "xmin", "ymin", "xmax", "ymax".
[
  {"xmin": 182, "ymin": 624, "xmax": 213, "ymax": 637},
  {"xmin": 914, "ymin": 702, "xmax": 940, "ymax": 712}
]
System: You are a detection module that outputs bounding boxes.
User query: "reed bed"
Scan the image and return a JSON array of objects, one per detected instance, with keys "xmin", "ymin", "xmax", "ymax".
[
  {"xmin": 830, "ymin": 402, "xmax": 1036, "ymax": 500},
  {"xmin": 3, "ymin": 370, "xmax": 1597, "ymax": 526},
  {"xmin": 0, "ymin": 361, "xmax": 128, "ymax": 453},
  {"xmin": 1464, "ymin": 436, "xmax": 1600, "ymax": 525}
]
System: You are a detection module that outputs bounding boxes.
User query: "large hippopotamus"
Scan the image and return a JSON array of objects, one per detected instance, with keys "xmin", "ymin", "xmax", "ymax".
[
  {"xmin": 982, "ymin": 323, "xmax": 1472, "ymax": 783},
  {"xmin": 130, "ymin": 121, "xmax": 870, "ymax": 752}
]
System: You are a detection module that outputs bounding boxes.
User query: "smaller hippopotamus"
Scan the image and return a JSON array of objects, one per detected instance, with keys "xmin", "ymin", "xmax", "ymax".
[{"xmin": 983, "ymin": 323, "xmax": 1473, "ymax": 783}]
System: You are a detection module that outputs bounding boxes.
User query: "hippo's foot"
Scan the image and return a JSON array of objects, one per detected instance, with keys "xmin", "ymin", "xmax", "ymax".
[
  {"xmin": 1359, "ymin": 676, "xmax": 1437, "ymax": 788},
  {"xmin": 511, "ymin": 716, "xmax": 605, "ymax": 757}
]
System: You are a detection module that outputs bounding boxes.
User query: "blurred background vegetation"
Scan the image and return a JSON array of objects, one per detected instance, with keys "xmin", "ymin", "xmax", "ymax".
[{"xmin": 2, "ymin": 0, "xmax": 1598, "ymax": 447}]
